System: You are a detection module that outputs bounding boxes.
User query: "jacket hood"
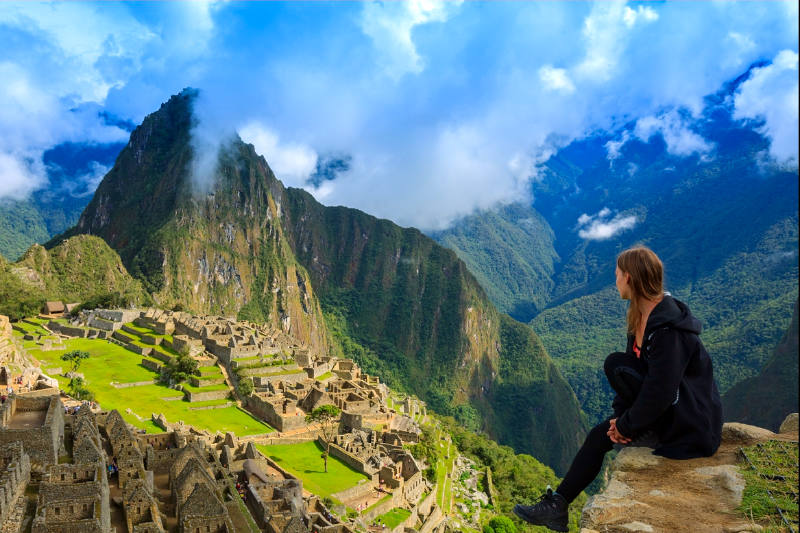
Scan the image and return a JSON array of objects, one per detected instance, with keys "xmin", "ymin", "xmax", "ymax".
[{"xmin": 646, "ymin": 294, "xmax": 702, "ymax": 335}]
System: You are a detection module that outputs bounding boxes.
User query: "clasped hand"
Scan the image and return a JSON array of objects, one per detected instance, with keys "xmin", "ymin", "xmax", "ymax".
[{"xmin": 608, "ymin": 418, "xmax": 631, "ymax": 444}]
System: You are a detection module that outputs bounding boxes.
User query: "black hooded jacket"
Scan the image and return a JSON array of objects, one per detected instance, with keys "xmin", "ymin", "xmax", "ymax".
[{"xmin": 614, "ymin": 295, "xmax": 723, "ymax": 459}]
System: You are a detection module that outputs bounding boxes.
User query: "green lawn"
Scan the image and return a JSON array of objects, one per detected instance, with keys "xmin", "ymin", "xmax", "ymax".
[
  {"xmin": 257, "ymin": 441, "xmax": 369, "ymax": 499},
  {"xmin": 24, "ymin": 337, "xmax": 272, "ymax": 436},
  {"xmin": 123, "ymin": 322, "xmax": 155, "ymax": 335},
  {"xmin": 199, "ymin": 365, "xmax": 223, "ymax": 375},
  {"xmin": 375, "ymin": 508, "xmax": 411, "ymax": 529},
  {"xmin": 182, "ymin": 382, "xmax": 229, "ymax": 393}
]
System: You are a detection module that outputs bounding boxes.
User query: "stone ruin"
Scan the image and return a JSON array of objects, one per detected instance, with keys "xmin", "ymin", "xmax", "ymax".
[
  {"xmin": 0, "ymin": 394, "xmax": 64, "ymax": 466},
  {"xmin": 327, "ymin": 422, "xmax": 426, "ymax": 508},
  {"xmin": 0, "ymin": 390, "xmax": 361, "ymax": 533}
]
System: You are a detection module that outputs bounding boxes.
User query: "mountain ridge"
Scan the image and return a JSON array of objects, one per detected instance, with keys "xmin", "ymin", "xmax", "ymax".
[{"xmin": 53, "ymin": 89, "xmax": 587, "ymax": 473}]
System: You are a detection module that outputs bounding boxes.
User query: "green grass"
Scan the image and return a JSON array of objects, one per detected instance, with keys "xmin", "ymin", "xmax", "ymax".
[
  {"xmin": 738, "ymin": 440, "xmax": 799, "ymax": 530},
  {"xmin": 23, "ymin": 336, "xmax": 272, "ymax": 436},
  {"xmin": 123, "ymin": 322, "xmax": 156, "ymax": 335},
  {"xmin": 182, "ymin": 382, "xmax": 229, "ymax": 393},
  {"xmin": 256, "ymin": 441, "xmax": 369, "ymax": 498},
  {"xmin": 199, "ymin": 365, "xmax": 223, "ymax": 375},
  {"xmin": 316, "ymin": 371, "xmax": 333, "ymax": 381},
  {"xmin": 375, "ymin": 508, "xmax": 411, "ymax": 529}
]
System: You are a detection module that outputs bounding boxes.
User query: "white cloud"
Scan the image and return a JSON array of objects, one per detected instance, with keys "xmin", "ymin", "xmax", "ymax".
[
  {"xmin": 623, "ymin": 5, "xmax": 658, "ymax": 28},
  {"xmin": 0, "ymin": 2, "xmax": 220, "ymax": 201},
  {"xmin": 577, "ymin": 208, "xmax": 638, "ymax": 240},
  {"xmin": 733, "ymin": 49, "xmax": 799, "ymax": 168},
  {"xmin": 576, "ymin": 1, "xmax": 658, "ymax": 82},
  {"xmin": 539, "ymin": 65, "xmax": 576, "ymax": 94},
  {"xmin": 604, "ymin": 130, "xmax": 630, "ymax": 163},
  {"xmin": 634, "ymin": 110, "xmax": 714, "ymax": 157},
  {"xmin": 0, "ymin": 151, "xmax": 46, "ymax": 200},
  {"xmin": 724, "ymin": 32, "xmax": 756, "ymax": 68},
  {"xmin": 239, "ymin": 123, "xmax": 318, "ymax": 188},
  {"xmin": 360, "ymin": 0, "xmax": 461, "ymax": 79}
]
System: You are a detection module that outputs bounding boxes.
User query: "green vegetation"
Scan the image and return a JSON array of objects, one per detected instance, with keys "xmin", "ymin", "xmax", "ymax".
[
  {"xmin": 483, "ymin": 516, "xmax": 518, "ymax": 533},
  {"xmin": 723, "ymin": 300, "xmax": 799, "ymax": 431},
  {"xmin": 25, "ymin": 336, "xmax": 271, "ymax": 435},
  {"xmin": 236, "ymin": 377, "xmax": 254, "ymax": 396},
  {"xmin": 738, "ymin": 440, "xmax": 799, "ymax": 530},
  {"xmin": 305, "ymin": 405, "xmax": 342, "ymax": 473},
  {"xmin": 375, "ymin": 508, "xmax": 411, "ymax": 529},
  {"xmin": 432, "ymin": 203, "xmax": 557, "ymax": 322},
  {"xmin": 160, "ymin": 352, "xmax": 199, "ymax": 385},
  {"xmin": 0, "ymin": 235, "xmax": 149, "ymax": 320},
  {"xmin": 61, "ymin": 350, "xmax": 89, "ymax": 373},
  {"xmin": 256, "ymin": 441, "xmax": 368, "ymax": 499},
  {"xmin": 437, "ymin": 416, "xmax": 587, "ymax": 532}
]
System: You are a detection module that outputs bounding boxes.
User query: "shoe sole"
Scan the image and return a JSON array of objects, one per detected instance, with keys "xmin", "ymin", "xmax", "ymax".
[{"xmin": 513, "ymin": 506, "xmax": 568, "ymax": 532}]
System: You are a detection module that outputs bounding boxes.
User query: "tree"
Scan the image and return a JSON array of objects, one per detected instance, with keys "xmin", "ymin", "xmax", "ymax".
[
  {"xmin": 61, "ymin": 350, "xmax": 90, "ymax": 374},
  {"xmin": 160, "ymin": 353, "xmax": 199, "ymax": 385},
  {"xmin": 237, "ymin": 376, "xmax": 254, "ymax": 397},
  {"xmin": 67, "ymin": 377, "xmax": 95, "ymax": 401},
  {"xmin": 305, "ymin": 404, "xmax": 341, "ymax": 473},
  {"xmin": 483, "ymin": 516, "xmax": 517, "ymax": 533}
]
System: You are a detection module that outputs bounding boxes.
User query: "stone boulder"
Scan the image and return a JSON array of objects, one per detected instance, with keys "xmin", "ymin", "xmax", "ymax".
[
  {"xmin": 779, "ymin": 413, "xmax": 798, "ymax": 434},
  {"xmin": 721, "ymin": 423, "xmax": 775, "ymax": 445}
]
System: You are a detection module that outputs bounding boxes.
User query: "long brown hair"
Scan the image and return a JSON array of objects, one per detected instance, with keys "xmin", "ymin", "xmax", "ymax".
[{"xmin": 617, "ymin": 246, "xmax": 664, "ymax": 335}]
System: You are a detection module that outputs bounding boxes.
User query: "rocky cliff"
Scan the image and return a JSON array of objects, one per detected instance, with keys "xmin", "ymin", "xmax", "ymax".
[{"xmin": 580, "ymin": 418, "xmax": 799, "ymax": 533}]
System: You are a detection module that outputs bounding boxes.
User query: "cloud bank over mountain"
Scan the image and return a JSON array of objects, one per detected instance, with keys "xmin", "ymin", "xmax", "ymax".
[{"xmin": 0, "ymin": 1, "xmax": 797, "ymax": 229}]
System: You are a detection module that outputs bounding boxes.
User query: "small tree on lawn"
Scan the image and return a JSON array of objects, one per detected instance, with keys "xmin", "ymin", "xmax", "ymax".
[
  {"xmin": 61, "ymin": 350, "xmax": 90, "ymax": 374},
  {"xmin": 305, "ymin": 404, "xmax": 341, "ymax": 473}
]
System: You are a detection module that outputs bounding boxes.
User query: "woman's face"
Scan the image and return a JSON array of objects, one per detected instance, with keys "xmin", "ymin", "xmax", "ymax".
[{"xmin": 615, "ymin": 266, "xmax": 631, "ymax": 300}]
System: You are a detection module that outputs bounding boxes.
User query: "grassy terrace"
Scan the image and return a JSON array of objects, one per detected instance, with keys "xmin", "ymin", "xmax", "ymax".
[
  {"xmin": 375, "ymin": 508, "xmax": 411, "ymax": 529},
  {"xmin": 435, "ymin": 435, "xmax": 455, "ymax": 512},
  {"xmin": 123, "ymin": 322, "xmax": 174, "ymax": 344},
  {"xmin": 256, "ymin": 441, "xmax": 369, "ymax": 500},
  {"xmin": 25, "ymin": 336, "xmax": 272, "ymax": 436},
  {"xmin": 198, "ymin": 365, "xmax": 223, "ymax": 375},
  {"xmin": 182, "ymin": 382, "xmax": 230, "ymax": 393}
]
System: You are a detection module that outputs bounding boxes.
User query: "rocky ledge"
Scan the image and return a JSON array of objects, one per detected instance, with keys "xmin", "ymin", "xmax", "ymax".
[{"xmin": 580, "ymin": 415, "xmax": 799, "ymax": 533}]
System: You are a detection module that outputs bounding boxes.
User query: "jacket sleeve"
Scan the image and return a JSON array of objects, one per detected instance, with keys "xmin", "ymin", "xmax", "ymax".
[{"xmin": 615, "ymin": 329, "xmax": 690, "ymax": 438}]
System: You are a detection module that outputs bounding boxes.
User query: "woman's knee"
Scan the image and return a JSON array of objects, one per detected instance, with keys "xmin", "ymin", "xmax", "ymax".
[
  {"xmin": 604, "ymin": 352, "xmax": 628, "ymax": 379},
  {"xmin": 587, "ymin": 420, "xmax": 612, "ymax": 446}
]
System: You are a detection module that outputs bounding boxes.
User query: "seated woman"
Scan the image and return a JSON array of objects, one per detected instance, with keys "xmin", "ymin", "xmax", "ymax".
[{"xmin": 514, "ymin": 246, "xmax": 723, "ymax": 532}]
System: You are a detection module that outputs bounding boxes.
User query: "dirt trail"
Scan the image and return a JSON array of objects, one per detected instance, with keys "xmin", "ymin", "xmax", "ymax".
[{"xmin": 580, "ymin": 426, "xmax": 797, "ymax": 533}]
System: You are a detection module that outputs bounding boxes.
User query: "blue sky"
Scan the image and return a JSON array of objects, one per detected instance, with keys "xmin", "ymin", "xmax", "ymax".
[{"xmin": 0, "ymin": 1, "xmax": 797, "ymax": 230}]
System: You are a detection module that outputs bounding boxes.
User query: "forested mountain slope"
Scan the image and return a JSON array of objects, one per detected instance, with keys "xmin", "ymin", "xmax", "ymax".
[
  {"xmin": 434, "ymin": 69, "xmax": 798, "ymax": 424},
  {"xmin": 723, "ymin": 299, "xmax": 799, "ymax": 432}
]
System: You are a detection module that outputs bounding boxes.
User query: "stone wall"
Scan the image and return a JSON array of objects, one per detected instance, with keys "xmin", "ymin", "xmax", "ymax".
[
  {"xmin": 125, "ymin": 343, "xmax": 151, "ymax": 356},
  {"xmin": 47, "ymin": 322, "xmax": 88, "ymax": 338},
  {"xmin": 183, "ymin": 388, "xmax": 230, "ymax": 403},
  {"xmin": 0, "ymin": 442, "xmax": 31, "ymax": 524},
  {"xmin": 188, "ymin": 375, "xmax": 226, "ymax": 387},
  {"xmin": 252, "ymin": 371, "xmax": 308, "ymax": 387},
  {"xmin": 141, "ymin": 359, "xmax": 162, "ymax": 373},
  {"xmin": 0, "ymin": 395, "xmax": 64, "ymax": 465},
  {"xmin": 329, "ymin": 479, "xmax": 375, "ymax": 504},
  {"xmin": 320, "ymin": 437, "xmax": 373, "ymax": 477},
  {"xmin": 361, "ymin": 491, "xmax": 403, "ymax": 522},
  {"xmin": 245, "ymin": 395, "xmax": 307, "ymax": 432},
  {"xmin": 94, "ymin": 309, "xmax": 140, "ymax": 323}
]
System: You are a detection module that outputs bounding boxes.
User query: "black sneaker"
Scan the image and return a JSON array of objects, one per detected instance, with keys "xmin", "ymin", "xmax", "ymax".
[{"xmin": 513, "ymin": 487, "xmax": 568, "ymax": 532}]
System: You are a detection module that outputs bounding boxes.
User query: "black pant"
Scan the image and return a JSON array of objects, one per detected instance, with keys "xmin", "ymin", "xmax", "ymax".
[{"xmin": 556, "ymin": 352, "xmax": 646, "ymax": 503}]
